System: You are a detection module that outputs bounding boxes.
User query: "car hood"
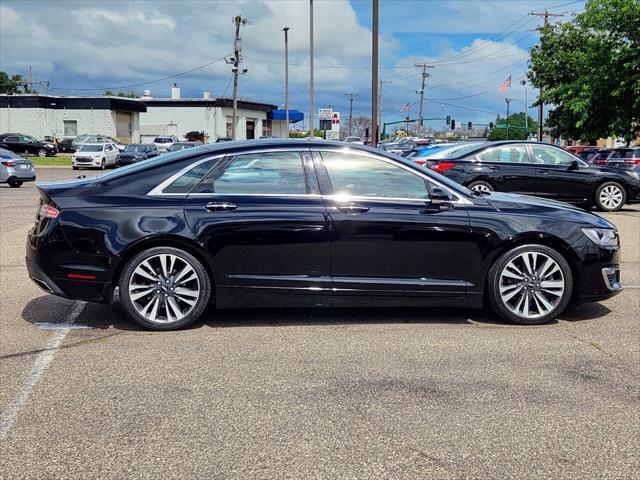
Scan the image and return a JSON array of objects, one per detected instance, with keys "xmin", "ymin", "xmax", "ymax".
[
  {"xmin": 482, "ymin": 191, "xmax": 615, "ymax": 229},
  {"xmin": 119, "ymin": 152, "xmax": 143, "ymax": 158}
]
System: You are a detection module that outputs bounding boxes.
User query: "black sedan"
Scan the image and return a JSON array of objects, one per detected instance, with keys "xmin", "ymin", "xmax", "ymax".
[
  {"xmin": 27, "ymin": 140, "xmax": 622, "ymax": 330},
  {"xmin": 0, "ymin": 133, "xmax": 58, "ymax": 157},
  {"xmin": 423, "ymin": 141, "xmax": 640, "ymax": 211},
  {"xmin": 116, "ymin": 143, "xmax": 160, "ymax": 166}
]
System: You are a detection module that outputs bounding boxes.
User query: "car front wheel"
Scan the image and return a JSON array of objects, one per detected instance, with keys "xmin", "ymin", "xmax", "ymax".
[
  {"xmin": 119, "ymin": 247, "xmax": 211, "ymax": 330},
  {"xmin": 487, "ymin": 245, "xmax": 573, "ymax": 325},
  {"xmin": 37, "ymin": 148, "xmax": 47, "ymax": 157},
  {"xmin": 595, "ymin": 182, "xmax": 626, "ymax": 212},
  {"xmin": 468, "ymin": 180, "xmax": 494, "ymax": 193}
]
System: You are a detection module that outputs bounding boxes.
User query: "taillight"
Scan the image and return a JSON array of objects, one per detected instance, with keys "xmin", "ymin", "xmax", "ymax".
[
  {"xmin": 624, "ymin": 159, "xmax": 640, "ymax": 165},
  {"xmin": 431, "ymin": 162, "xmax": 456, "ymax": 173},
  {"xmin": 39, "ymin": 204, "xmax": 59, "ymax": 219},
  {"xmin": 593, "ymin": 159, "xmax": 607, "ymax": 165},
  {"xmin": 1, "ymin": 161, "xmax": 15, "ymax": 167},
  {"xmin": 414, "ymin": 160, "xmax": 426, "ymax": 166}
]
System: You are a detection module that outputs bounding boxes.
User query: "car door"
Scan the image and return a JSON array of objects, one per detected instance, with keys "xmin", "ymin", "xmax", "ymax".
[
  {"xmin": 476, "ymin": 144, "xmax": 536, "ymax": 195},
  {"xmin": 314, "ymin": 149, "xmax": 471, "ymax": 302},
  {"xmin": 530, "ymin": 144, "xmax": 593, "ymax": 203},
  {"xmin": 181, "ymin": 149, "xmax": 331, "ymax": 304}
]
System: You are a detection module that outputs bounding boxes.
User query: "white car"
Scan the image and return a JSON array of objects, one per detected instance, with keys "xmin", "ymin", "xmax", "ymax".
[
  {"xmin": 72, "ymin": 134, "xmax": 125, "ymax": 151},
  {"xmin": 344, "ymin": 136, "xmax": 364, "ymax": 144},
  {"xmin": 72, "ymin": 143, "xmax": 119, "ymax": 170},
  {"xmin": 152, "ymin": 135, "xmax": 178, "ymax": 152}
]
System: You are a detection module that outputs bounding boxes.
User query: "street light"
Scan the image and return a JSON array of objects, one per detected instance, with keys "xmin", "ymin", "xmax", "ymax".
[{"xmin": 283, "ymin": 27, "xmax": 290, "ymax": 139}]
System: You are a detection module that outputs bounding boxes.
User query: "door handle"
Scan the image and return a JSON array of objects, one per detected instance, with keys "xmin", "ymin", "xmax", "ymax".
[
  {"xmin": 488, "ymin": 165, "xmax": 500, "ymax": 171},
  {"xmin": 337, "ymin": 204, "xmax": 370, "ymax": 214},
  {"xmin": 204, "ymin": 202, "xmax": 238, "ymax": 212},
  {"xmin": 537, "ymin": 169, "xmax": 549, "ymax": 174}
]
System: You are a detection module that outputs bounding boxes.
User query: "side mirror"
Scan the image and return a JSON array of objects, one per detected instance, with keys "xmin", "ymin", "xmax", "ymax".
[
  {"xmin": 569, "ymin": 159, "xmax": 580, "ymax": 170},
  {"xmin": 430, "ymin": 187, "xmax": 451, "ymax": 206}
]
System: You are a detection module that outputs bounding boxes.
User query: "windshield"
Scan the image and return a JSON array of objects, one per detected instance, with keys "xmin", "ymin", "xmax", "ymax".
[
  {"xmin": 422, "ymin": 143, "xmax": 485, "ymax": 159},
  {"xmin": 610, "ymin": 149, "xmax": 633, "ymax": 159},
  {"xmin": 79, "ymin": 144, "xmax": 103, "ymax": 152},
  {"xmin": 154, "ymin": 137, "xmax": 172, "ymax": 143},
  {"xmin": 124, "ymin": 144, "xmax": 147, "ymax": 152}
]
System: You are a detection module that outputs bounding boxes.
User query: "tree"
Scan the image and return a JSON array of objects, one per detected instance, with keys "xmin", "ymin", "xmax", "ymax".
[
  {"xmin": 103, "ymin": 90, "xmax": 138, "ymax": 98},
  {"xmin": 0, "ymin": 71, "xmax": 32, "ymax": 94},
  {"xmin": 339, "ymin": 116, "xmax": 371, "ymax": 140},
  {"xmin": 528, "ymin": 0, "xmax": 640, "ymax": 144},
  {"xmin": 488, "ymin": 112, "xmax": 538, "ymax": 141}
]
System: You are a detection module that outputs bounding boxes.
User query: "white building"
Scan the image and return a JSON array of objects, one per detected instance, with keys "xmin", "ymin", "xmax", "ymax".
[
  {"xmin": 138, "ymin": 85, "xmax": 302, "ymax": 142},
  {"xmin": 0, "ymin": 86, "xmax": 304, "ymax": 144},
  {"xmin": 0, "ymin": 94, "xmax": 146, "ymax": 143}
]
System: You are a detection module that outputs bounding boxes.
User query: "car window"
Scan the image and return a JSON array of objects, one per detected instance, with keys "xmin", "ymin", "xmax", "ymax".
[
  {"xmin": 479, "ymin": 145, "xmax": 529, "ymax": 163},
  {"xmin": 610, "ymin": 149, "xmax": 633, "ymax": 159},
  {"xmin": 321, "ymin": 151, "xmax": 428, "ymax": 199},
  {"xmin": 195, "ymin": 152, "xmax": 307, "ymax": 195},
  {"xmin": 4, "ymin": 136, "xmax": 19, "ymax": 142},
  {"xmin": 531, "ymin": 145, "xmax": 576, "ymax": 165},
  {"xmin": 162, "ymin": 160, "xmax": 216, "ymax": 194}
]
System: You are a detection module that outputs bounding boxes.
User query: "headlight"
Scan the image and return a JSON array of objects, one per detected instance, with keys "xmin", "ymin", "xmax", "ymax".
[{"xmin": 581, "ymin": 228, "xmax": 619, "ymax": 247}]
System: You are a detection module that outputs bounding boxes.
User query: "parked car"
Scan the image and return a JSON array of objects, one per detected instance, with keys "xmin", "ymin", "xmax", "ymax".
[
  {"xmin": 152, "ymin": 135, "xmax": 178, "ymax": 152},
  {"xmin": 0, "ymin": 147, "xmax": 36, "ymax": 187},
  {"xmin": 215, "ymin": 137, "xmax": 233, "ymax": 143},
  {"xmin": 573, "ymin": 147, "xmax": 602, "ymax": 163},
  {"xmin": 606, "ymin": 147, "xmax": 640, "ymax": 167},
  {"xmin": 73, "ymin": 134, "xmax": 125, "ymax": 151},
  {"xmin": 344, "ymin": 136, "xmax": 364, "ymax": 144},
  {"xmin": 168, "ymin": 141, "xmax": 202, "ymax": 152},
  {"xmin": 591, "ymin": 148, "xmax": 613, "ymax": 166},
  {"xmin": 57, "ymin": 137, "xmax": 76, "ymax": 153},
  {"xmin": 71, "ymin": 143, "xmax": 119, "ymax": 170},
  {"xmin": 0, "ymin": 133, "xmax": 58, "ymax": 157},
  {"xmin": 423, "ymin": 141, "xmax": 640, "ymax": 211},
  {"xmin": 566, "ymin": 145, "xmax": 599, "ymax": 155},
  {"xmin": 27, "ymin": 139, "xmax": 622, "ymax": 331},
  {"xmin": 117, "ymin": 144, "xmax": 160, "ymax": 166}
]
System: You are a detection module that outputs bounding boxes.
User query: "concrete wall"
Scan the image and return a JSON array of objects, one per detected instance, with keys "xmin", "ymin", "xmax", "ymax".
[
  {"xmin": 140, "ymin": 104, "xmax": 269, "ymax": 141},
  {"xmin": 0, "ymin": 107, "xmax": 140, "ymax": 142}
]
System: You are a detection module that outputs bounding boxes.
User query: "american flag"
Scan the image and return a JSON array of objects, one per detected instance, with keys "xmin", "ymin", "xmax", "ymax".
[{"xmin": 498, "ymin": 75, "xmax": 512, "ymax": 94}]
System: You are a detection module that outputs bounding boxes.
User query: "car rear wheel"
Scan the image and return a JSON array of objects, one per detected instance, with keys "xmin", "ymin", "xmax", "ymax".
[
  {"xmin": 595, "ymin": 182, "xmax": 626, "ymax": 211},
  {"xmin": 487, "ymin": 245, "xmax": 572, "ymax": 325},
  {"xmin": 37, "ymin": 148, "xmax": 47, "ymax": 157},
  {"xmin": 8, "ymin": 178, "xmax": 23, "ymax": 188},
  {"xmin": 119, "ymin": 247, "xmax": 211, "ymax": 330},
  {"xmin": 100, "ymin": 159, "xmax": 106, "ymax": 170},
  {"xmin": 468, "ymin": 180, "xmax": 494, "ymax": 193}
]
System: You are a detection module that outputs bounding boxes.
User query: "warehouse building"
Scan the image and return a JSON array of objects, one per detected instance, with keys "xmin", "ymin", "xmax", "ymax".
[
  {"xmin": 0, "ymin": 85, "xmax": 304, "ymax": 144},
  {"xmin": 0, "ymin": 95, "xmax": 146, "ymax": 143}
]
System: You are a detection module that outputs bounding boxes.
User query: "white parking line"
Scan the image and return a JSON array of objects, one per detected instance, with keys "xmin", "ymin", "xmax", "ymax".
[{"xmin": 0, "ymin": 301, "xmax": 86, "ymax": 442}]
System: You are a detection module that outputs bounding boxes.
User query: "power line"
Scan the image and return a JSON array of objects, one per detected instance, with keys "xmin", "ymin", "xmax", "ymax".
[{"xmin": 49, "ymin": 54, "xmax": 231, "ymax": 92}]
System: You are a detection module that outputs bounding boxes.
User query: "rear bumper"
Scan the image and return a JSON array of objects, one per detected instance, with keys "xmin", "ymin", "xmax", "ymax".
[{"xmin": 3, "ymin": 166, "xmax": 36, "ymax": 181}]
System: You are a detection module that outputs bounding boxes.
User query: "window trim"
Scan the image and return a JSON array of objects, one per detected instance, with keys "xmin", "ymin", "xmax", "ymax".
[{"xmin": 147, "ymin": 155, "xmax": 225, "ymax": 196}]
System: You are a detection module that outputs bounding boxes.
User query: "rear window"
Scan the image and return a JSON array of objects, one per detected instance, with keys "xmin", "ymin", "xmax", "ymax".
[
  {"xmin": 154, "ymin": 137, "xmax": 172, "ymax": 143},
  {"xmin": 610, "ymin": 149, "xmax": 633, "ymax": 159},
  {"xmin": 425, "ymin": 143, "xmax": 485, "ymax": 159},
  {"xmin": 162, "ymin": 160, "xmax": 216, "ymax": 194}
]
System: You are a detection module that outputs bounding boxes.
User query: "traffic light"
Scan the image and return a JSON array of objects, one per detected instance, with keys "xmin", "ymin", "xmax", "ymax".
[
  {"xmin": 446, "ymin": 115, "xmax": 451, "ymax": 125},
  {"xmin": 489, "ymin": 122, "xmax": 494, "ymax": 130},
  {"xmin": 467, "ymin": 122, "xmax": 472, "ymax": 130},
  {"xmin": 450, "ymin": 119, "xmax": 456, "ymax": 130}
]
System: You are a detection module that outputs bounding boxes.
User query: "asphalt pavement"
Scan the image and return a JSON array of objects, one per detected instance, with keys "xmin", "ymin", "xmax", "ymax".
[{"xmin": 1, "ymin": 168, "xmax": 638, "ymax": 479}]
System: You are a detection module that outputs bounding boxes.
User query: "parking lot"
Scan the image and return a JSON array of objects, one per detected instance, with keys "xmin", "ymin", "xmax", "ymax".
[{"xmin": 1, "ymin": 167, "xmax": 639, "ymax": 478}]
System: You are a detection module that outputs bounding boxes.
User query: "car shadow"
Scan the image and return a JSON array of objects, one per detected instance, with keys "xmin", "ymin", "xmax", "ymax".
[{"xmin": 21, "ymin": 294, "xmax": 613, "ymax": 333}]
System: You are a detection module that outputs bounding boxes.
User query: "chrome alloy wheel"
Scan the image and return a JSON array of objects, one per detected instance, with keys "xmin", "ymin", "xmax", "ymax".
[
  {"xmin": 498, "ymin": 251, "xmax": 565, "ymax": 320},
  {"xmin": 599, "ymin": 185, "xmax": 623, "ymax": 210},
  {"xmin": 128, "ymin": 253, "xmax": 200, "ymax": 324},
  {"xmin": 471, "ymin": 183, "xmax": 492, "ymax": 193}
]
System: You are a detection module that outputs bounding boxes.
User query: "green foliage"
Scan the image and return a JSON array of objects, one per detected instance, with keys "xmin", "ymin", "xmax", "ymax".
[
  {"xmin": 103, "ymin": 90, "xmax": 138, "ymax": 98},
  {"xmin": 290, "ymin": 128, "xmax": 325, "ymax": 139},
  {"xmin": 528, "ymin": 0, "xmax": 640, "ymax": 143},
  {"xmin": 0, "ymin": 71, "xmax": 32, "ymax": 94},
  {"xmin": 488, "ymin": 112, "xmax": 538, "ymax": 141}
]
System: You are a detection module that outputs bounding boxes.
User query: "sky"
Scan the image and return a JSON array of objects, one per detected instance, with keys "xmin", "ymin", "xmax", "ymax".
[{"xmin": 0, "ymin": 0, "xmax": 586, "ymax": 130}]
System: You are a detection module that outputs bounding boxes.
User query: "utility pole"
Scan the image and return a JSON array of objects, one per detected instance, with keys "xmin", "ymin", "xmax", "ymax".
[
  {"xmin": 531, "ymin": 10, "xmax": 563, "ymax": 141},
  {"xmin": 371, "ymin": 0, "xmax": 379, "ymax": 146},
  {"xmin": 521, "ymin": 79, "xmax": 528, "ymax": 133},
  {"xmin": 378, "ymin": 80, "xmax": 392, "ymax": 139},
  {"xmin": 505, "ymin": 97, "xmax": 511, "ymax": 139},
  {"xmin": 415, "ymin": 63, "xmax": 434, "ymax": 132},
  {"xmin": 230, "ymin": 15, "xmax": 248, "ymax": 140},
  {"xmin": 283, "ymin": 27, "xmax": 290, "ymax": 138},
  {"xmin": 309, "ymin": 0, "xmax": 315, "ymax": 137},
  {"xmin": 344, "ymin": 93, "xmax": 357, "ymax": 136}
]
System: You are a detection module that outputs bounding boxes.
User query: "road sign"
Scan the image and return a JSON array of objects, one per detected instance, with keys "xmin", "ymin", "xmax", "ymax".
[{"xmin": 318, "ymin": 108, "xmax": 332, "ymax": 120}]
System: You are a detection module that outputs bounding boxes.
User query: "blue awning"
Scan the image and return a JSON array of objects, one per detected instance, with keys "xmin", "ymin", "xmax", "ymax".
[{"xmin": 269, "ymin": 109, "xmax": 304, "ymax": 123}]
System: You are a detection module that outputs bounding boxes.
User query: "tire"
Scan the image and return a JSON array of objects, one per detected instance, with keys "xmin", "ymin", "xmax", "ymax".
[
  {"xmin": 8, "ymin": 179, "xmax": 23, "ymax": 188},
  {"xmin": 119, "ymin": 247, "xmax": 211, "ymax": 331},
  {"xmin": 595, "ymin": 182, "xmax": 626, "ymax": 212},
  {"xmin": 100, "ymin": 159, "xmax": 106, "ymax": 170},
  {"xmin": 487, "ymin": 244, "xmax": 573, "ymax": 325},
  {"xmin": 37, "ymin": 148, "xmax": 47, "ymax": 158},
  {"xmin": 468, "ymin": 180, "xmax": 494, "ymax": 193}
]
